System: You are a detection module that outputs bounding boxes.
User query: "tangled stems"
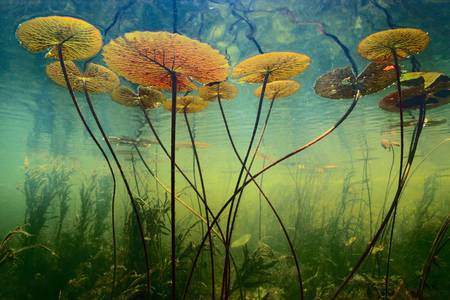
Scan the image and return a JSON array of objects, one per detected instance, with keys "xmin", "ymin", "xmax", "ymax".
[
  {"xmin": 137, "ymin": 101, "xmax": 211, "ymax": 216},
  {"xmin": 183, "ymin": 84, "xmax": 361, "ymax": 300},
  {"xmin": 81, "ymin": 84, "xmax": 151, "ymax": 298},
  {"xmin": 222, "ymin": 71, "xmax": 270, "ymax": 298},
  {"xmin": 183, "ymin": 110, "xmax": 216, "ymax": 300},
  {"xmin": 216, "ymin": 93, "xmax": 304, "ymax": 299},
  {"xmin": 55, "ymin": 45, "xmax": 119, "ymax": 298},
  {"xmin": 331, "ymin": 50, "xmax": 427, "ymax": 299},
  {"xmin": 227, "ymin": 95, "xmax": 276, "ymax": 255}
]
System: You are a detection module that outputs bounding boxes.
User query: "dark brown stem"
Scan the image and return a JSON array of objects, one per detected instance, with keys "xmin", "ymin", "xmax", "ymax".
[
  {"xmin": 222, "ymin": 71, "xmax": 270, "ymax": 299},
  {"xmin": 183, "ymin": 110, "xmax": 216, "ymax": 300},
  {"xmin": 82, "ymin": 85, "xmax": 151, "ymax": 298},
  {"xmin": 55, "ymin": 46, "xmax": 119, "ymax": 299},
  {"xmin": 384, "ymin": 49, "xmax": 404, "ymax": 296},
  {"xmin": 332, "ymin": 51, "xmax": 427, "ymax": 299},
  {"xmin": 138, "ymin": 101, "xmax": 214, "ymax": 218},
  {"xmin": 170, "ymin": 72, "xmax": 177, "ymax": 300}
]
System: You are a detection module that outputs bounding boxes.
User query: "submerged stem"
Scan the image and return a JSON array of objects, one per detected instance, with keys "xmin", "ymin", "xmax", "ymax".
[
  {"xmin": 170, "ymin": 72, "xmax": 177, "ymax": 300},
  {"xmin": 183, "ymin": 110, "xmax": 216, "ymax": 300},
  {"xmin": 55, "ymin": 45, "xmax": 119, "ymax": 299},
  {"xmin": 82, "ymin": 85, "xmax": 151, "ymax": 298}
]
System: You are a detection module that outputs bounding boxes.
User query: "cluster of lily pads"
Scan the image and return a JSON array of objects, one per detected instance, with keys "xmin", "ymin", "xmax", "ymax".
[{"xmin": 15, "ymin": 14, "xmax": 450, "ymax": 300}]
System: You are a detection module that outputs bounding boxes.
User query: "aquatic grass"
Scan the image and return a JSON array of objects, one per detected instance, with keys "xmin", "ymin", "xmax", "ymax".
[{"xmin": 417, "ymin": 214, "xmax": 450, "ymax": 299}]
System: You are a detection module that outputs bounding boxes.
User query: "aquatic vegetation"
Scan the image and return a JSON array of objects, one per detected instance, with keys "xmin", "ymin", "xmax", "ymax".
[
  {"xmin": 314, "ymin": 62, "xmax": 395, "ymax": 99},
  {"xmin": 7, "ymin": 2, "xmax": 450, "ymax": 300},
  {"xmin": 232, "ymin": 52, "xmax": 311, "ymax": 83},
  {"xmin": 112, "ymin": 85, "xmax": 164, "ymax": 108},
  {"xmin": 199, "ymin": 82, "xmax": 238, "ymax": 102},
  {"xmin": 357, "ymin": 28, "xmax": 429, "ymax": 61},
  {"xmin": 0, "ymin": 225, "xmax": 54, "ymax": 269},
  {"xmin": 16, "ymin": 16, "xmax": 102, "ymax": 60},
  {"xmin": 163, "ymin": 96, "xmax": 209, "ymax": 113},
  {"xmin": 46, "ymin": 61, "xmax": 120, "ymax": 93},
  {"xmin": 379, "ymin": 72, "xmax": 450, "ymax": 112},
  {"xmin": 254, "ymin": 79, "xmax": 300, "ymax": 100},
  {"xmin": 104, "ymin": 29, "xmax": 229, "ymax": 299},
  {"xmin": 103, "ymin": 31, "xmax": 228, "ymax": 91}
]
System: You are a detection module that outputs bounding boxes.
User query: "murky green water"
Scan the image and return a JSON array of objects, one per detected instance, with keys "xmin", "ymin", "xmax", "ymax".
[{"xmin": 1, "ymin": 0, "xmax": 449, "ymax": 299}]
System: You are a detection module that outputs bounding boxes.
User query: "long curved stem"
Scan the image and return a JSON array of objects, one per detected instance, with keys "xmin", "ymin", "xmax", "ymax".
[
  {"xmin": 384, "ymin": 49, "xmax": 404, "ymax": 296},
  {"xmin": 203, "ymin": 93, "xmax": 302, "ymax": 298},
  {"xmin": 184, "ymin": 87, "xmax": 360, "ymax": 300},
  {"xmin": 332, "ymin": 51, "xmax": 427, "ymax": 299},
  {"xmin": 55, "ymin": 46, "xmax": 119, "ymax": 299},
  {"xmin": 170, "ymin": 72, "xmax": 177, "ymax": 300},
  {"xmin": 228, "ymin": 96, "xmax": 275, "ymax": 249},
  {"xmin": 82, "ymin": 85, "xmax": 151, "ymax": 298},
  {"xmin": 183, "ymin": 110, "xmax": 216, "ymax": 300},
  {"xmin": 222, "ymin": 72, "xmax": 269, "ymax": 299}
]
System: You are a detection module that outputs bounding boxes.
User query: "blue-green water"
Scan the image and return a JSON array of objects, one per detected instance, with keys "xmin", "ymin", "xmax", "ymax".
[{"xmin": 0, "ymin": 0, "xmax": 449, "ymax": 299}]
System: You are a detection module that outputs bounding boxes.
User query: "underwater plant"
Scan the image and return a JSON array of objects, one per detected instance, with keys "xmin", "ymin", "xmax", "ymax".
[
  {"xmin": 103, "ymin": 30, "xmax": 228, "ymax": 299},
  {"xmin": 112, "ymin": 85, "xmax": 164, "ymax": 109},
  {"xmin": 163, "ymin": 95, "xmax": 216, "ymax": 298},
  {"xmin": 14, "ymin": 16, "xmax": 131, "ymax": 296},
  {"xmin": 0, "ymin": 225, "xmax": 54, "ymax": 269},
  {"xmin": 46, "ymin": 56, "xmax": 151, "ymax": 295},
  {"xmin": 220, "ymin": 51, "xmax": 310, "ymax": 298},
  {"xmin": 332, "ymin": 27, "xmax": 431, "ymax": 299}
]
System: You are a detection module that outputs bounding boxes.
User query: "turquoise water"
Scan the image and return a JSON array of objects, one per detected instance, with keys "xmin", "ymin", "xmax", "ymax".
[{"xmin": 1, "ymin": 0, "xmax": 449, "ymax": 299}]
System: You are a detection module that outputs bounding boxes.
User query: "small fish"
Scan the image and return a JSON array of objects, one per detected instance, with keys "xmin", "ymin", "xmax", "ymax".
[
  {"xmin": 175, "ymin": 141, "xmax": 209, "ymax": 150},
  {"xmin": 323, "ymin": 164, "xmax": 337, "ymax": 169},
  {"xmin": 381, "ymin": 139, "xmax": 400, "ymax": 150},
  {"xmin": 383, "ymin": 65, "xmax": 395, "ymax": 71}
]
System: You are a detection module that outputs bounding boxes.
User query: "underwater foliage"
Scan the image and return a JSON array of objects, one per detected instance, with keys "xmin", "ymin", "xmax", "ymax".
[
  {"xmin": 162, "ymin": 96, "xmax": 209, "ymax": 113},
  {"xmin": 46, "ymin": 61, "xmax": 120, "ymax": 93},
  {"xmin": 232, "ymin": 52, "xmax": 311, "ymax": 83},
  {"xmin": 199, "ymin": 82, "xmax": 238, "ymax": 102},
  {"xmin": 4, "ymin": 1, "xmax": 450, "ymax": 300},
  {"xmin": 111, "ymin": 86, "xmax": 164, "ymax": 108},
  {"xmin": 357, "ymin": 28, "xmax": 430, "ymax": 61},
  {"xmin": 16, "ymin": 16, "xmax": 102, "ymax": 60},
  {"xmin": 254, "ymin": 80, "xmax": 301, "ymax": 99},
  {"xmin": 103, "ymin": 31, "xmax": 229, "ymax": 91}
]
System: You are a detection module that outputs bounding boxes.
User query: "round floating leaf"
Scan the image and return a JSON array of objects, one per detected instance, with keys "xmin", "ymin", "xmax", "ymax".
[
  {"xmin": 16, "ymin": 16, "xmax": 102, "ymax": 60},
  {"xmin": 254, "ymin": 80, "xmax": 300, "ymax": 99},
  {"xmin": 358, "ymin": 28, "xmax": 429, "ymax": 62},
  {"xmin": 163, "ymin": 96, "xmax": 208, "ymax": 113},
  {"xmin": 46, "ymin": 61, "xmax": 119, "ymax": 93},
  {"xmin": 379, "ymin": 85, "xmax": 450, "ymax": 112},
  {"xmin": 103, "ymin": 31, "xmax": 229, "ymax": 91},
  {"xmin": 400, "ymin": 72, "xmax": 445, "ymax": 89},
  {"xmin": 111, "ymin": 86, "xmax": 163, "ymax": 109},
  {"xmin": 314, "ymin": 62, "xmax": 396, "ymax": 99},
  {"xmin": 357, "ymin": 62, "xmax": 396, "ymax": 94},
  {"xmin": 232, "ymin": 52, "xmax": 311, "ymax": 83},
  {"xmin": 314, "ymin": 66, "xmax": 355, "ymax": 99},
  {"xmin": 199, "ymin": 82, "xmax": 238, "ymax": 101}
]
